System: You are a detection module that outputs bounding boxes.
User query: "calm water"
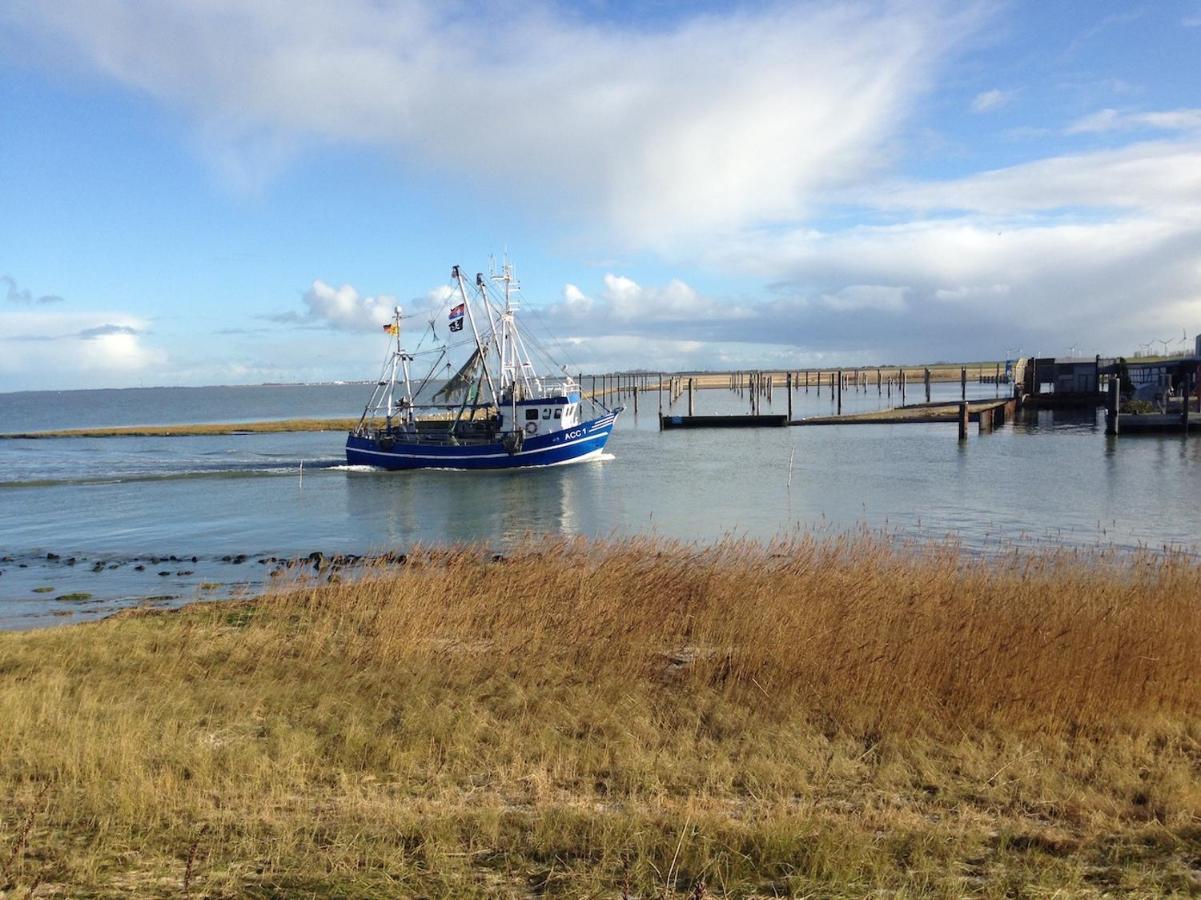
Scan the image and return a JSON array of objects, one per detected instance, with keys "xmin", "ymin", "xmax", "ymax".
[{"xmin": 2, "ymin": 380, "xmax": 1199, "ymax": 629}]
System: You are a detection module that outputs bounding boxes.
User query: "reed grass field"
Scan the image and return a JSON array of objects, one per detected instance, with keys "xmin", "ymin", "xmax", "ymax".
[{"xmin": 2, "ymin": 534, "xmax": 1200, "ymax": 896}]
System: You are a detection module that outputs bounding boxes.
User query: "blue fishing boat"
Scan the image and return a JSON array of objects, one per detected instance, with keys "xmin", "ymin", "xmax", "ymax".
[{"xmin": 346, "ymin": 262, "xmax": 622, "ymax": 470}]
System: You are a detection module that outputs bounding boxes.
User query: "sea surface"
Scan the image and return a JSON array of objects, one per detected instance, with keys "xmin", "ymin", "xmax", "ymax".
[{"xmin": 2, "ymin": 379, "xmax": 1199, "ymax": 629}]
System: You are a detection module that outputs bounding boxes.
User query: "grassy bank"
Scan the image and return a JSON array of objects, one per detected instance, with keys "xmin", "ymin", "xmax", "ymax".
[
  {"xmin": 0, "ymin": 418, "xmax": 363, "ymax": 439},
  {"xmin": 2, "ymin": 535, "xmax": 1200, "ymax": 896}
]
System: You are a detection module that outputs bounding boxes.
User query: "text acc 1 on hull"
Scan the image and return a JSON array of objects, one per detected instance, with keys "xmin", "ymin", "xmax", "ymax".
[{"xmin": 346, "ymin": 262, "xmax": 622, "ymax": 470}]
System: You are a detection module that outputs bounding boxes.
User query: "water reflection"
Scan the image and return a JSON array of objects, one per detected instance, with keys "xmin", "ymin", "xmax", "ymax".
[{"xmin": 341, "ymin": 458, "xmax": 608, "ymax": 548}]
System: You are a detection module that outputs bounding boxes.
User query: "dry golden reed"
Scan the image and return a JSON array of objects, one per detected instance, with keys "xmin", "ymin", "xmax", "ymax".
[
  {"xmin": 1, "ymin": 534, "xmax": 1200, "ymax": 896},
  {"xmin": 269, "ymin": 533, "xmax": 1201, "ymax": 729}
]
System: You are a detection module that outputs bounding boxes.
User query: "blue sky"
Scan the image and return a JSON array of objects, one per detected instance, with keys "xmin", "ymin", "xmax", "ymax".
[{"xmin": 2, "ymin": 0, "xmax": 1200, "ymax": 390}]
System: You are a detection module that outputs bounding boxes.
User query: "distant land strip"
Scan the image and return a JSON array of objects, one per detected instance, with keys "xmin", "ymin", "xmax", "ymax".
[{"xmin": 0, "ymin": 418, "xmax": 363, "ymax": 439}]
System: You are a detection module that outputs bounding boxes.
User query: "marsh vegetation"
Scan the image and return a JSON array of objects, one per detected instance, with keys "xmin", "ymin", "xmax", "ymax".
[{"xmin": 2, "ymin": 535, "xmax": 1199, "ymax": 896}]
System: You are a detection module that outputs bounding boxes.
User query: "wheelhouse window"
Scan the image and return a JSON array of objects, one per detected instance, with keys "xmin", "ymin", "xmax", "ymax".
[
  {"xmin": 542, "ymin": 408, "xmax": 552, "ymax": 419},
  {"xmin": 525, "ymin": 409, "xmax": 539, "ymax": 421},
  {"xmin": 554, "ymin": 409, "xmax": 562, "ymax": 419}
]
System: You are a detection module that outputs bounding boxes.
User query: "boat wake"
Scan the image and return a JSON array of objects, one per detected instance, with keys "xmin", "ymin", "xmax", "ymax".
[{"xmin": 0, "ymin": 458, "xmax": 347, "ymax": 489}]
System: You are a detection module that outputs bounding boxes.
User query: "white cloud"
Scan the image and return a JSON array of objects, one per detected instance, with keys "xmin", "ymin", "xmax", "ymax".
[
  {"xmin": 296, "ymin": 279, "xmax": 398, "ymax": 331},
  {"xmin": 0, "ymin": 310, "xmax": 166, "ymax": 389},
  {"xmin": 6, "ymin": 2, "xmax": 1197, "ymax": 375},
  {"xmin": 2, "ymin": 0, "xmax": 987, "ymax": 248},
  {"xmin": 551, "ymin": 273, "xmax": 754, "ymax": 327},
  {"xmin": 820, "ymin": 284, "xmax": 908, "ymax": 312},
  {"xmin": 554, "ymin": 334, "xmax": 820, "ymax": 374},
  {"xmin": 864, "ymin": 138, "xmax": 1201, "ymax": 214},
  {"xmin": 1067, "ymin": 107, "xmax": 1201, "ymax": 134},
  {"xmin": 561, "ymin": 284, "xmax": 592, "ymax": 315},
  {"xmin": 934, "ymin": 284, "xmax": 1010, "ymax": 301},
  {"xmin": 970, "ymin": 88, "xmax": 1010, "ymax": 113},
  {"xmin": 718, "ymin": 213, "xmax": 1201, "ymax": 358},
  {"xmin": 274, "ymin": 280, "xmax": 456, "ymax": 333}
]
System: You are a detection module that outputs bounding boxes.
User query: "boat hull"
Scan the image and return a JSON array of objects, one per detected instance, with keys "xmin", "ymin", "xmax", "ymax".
[{"xmin": 345, "ymin": 411, "xmax": 620, "ymax": 470}]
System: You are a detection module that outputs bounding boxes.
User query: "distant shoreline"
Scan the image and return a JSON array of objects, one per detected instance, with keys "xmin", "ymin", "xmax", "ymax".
[{"xmin": 0, "ymin": 417, "xmax": 363, "ymax": 439}]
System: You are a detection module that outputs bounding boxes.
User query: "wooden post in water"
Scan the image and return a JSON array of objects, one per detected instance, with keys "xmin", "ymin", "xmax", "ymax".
[
  {"xmin": 924, "ymin": 368, "xmax": 931, "ymax": 403},
  {"xmin": 837, "ymin": 368, "xmax": 843, "ymax": 415},
  {"xmin": 1182, "ymin": 373, "xmax": 1190, "ymax": 430},
  {"xmin": 961, "ymin": 367, "xmax": 967, "ymax": 401},
  {"xmin": 658, "ymin": 373, "xmax": 663, "ymax": 416},
  {"xmin": 688, "ymin": 377, "xmax": 694, "ymax": 416},
  {"xmin": 1105, "ymin": 376, "xmax": 1120, "ymax": 435},
  {"xmin": 786, "ymin": 371, "xmax": 793, "ymax": 420},
  {"xmin": 877, "ymin": 367, "xmax": 882, "ymax": 395},
  {"xmin": 633, "ymin": 378, "xmax": 638, "ymax": 415},
  {"xmin": 958, "ymin": 401, "xmax": 969, "ymax": 441},
  {"xmin": 900, "ymin": 369, "xmax": 906, "ymax": 405}
]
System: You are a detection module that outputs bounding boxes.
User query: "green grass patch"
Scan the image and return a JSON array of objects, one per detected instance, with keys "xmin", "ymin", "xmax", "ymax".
[{"xmin": 52, "ymin": 592, "xmax": 93, "ymax": 602}]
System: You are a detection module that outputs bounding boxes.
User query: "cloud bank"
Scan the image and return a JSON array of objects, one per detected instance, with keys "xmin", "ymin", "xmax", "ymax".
[
  {"xmin": 3, "ymin": 0, "xmax": 983, "ymax": 247},
  {"xmin": 0, "ymin": 310, "xmax": 166, "ymax": 389},
  {"xmin": 3, "ymin": 2, "xmax": 1199, "ymax": 378}
]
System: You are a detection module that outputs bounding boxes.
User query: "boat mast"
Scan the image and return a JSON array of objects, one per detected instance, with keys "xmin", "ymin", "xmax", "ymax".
[
  {"xmin": 491, "ymin": 258, "xmax": 543, "ymax": 398},
  {"xmin": 357, "ymin": 306, "xmax": 413, "ymax": 433},
  {"xmin": 452, "ymin": 265, "xmax": 499, "ymax": 406},
  {"xmin": 394, "ymin": 307, "xmax": 414, "ymax": 424}
]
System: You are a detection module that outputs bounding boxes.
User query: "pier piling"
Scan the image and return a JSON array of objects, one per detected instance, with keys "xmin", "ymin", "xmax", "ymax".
[{"xmin": 1105, "ymin": 377, "xmax": 1120, "ymax": 435}]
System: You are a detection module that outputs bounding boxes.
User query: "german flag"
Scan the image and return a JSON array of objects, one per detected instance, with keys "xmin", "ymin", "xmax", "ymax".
[{"xmin": 382, "ymin": 323, "xmax": 398, "ymax": 335}]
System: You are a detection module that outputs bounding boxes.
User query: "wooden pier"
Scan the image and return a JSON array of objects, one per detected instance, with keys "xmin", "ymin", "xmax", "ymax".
[
  {"xmin": 792, "ymin": 397, "xmax": 1019, "ymax": 437},
  {"xmin": 659, "ymin": 414, "xmax": 787, "ymax": 429},
  {"xmin": 577, "ymin": 365, "xmax": 1025, "ymax": 438}
]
